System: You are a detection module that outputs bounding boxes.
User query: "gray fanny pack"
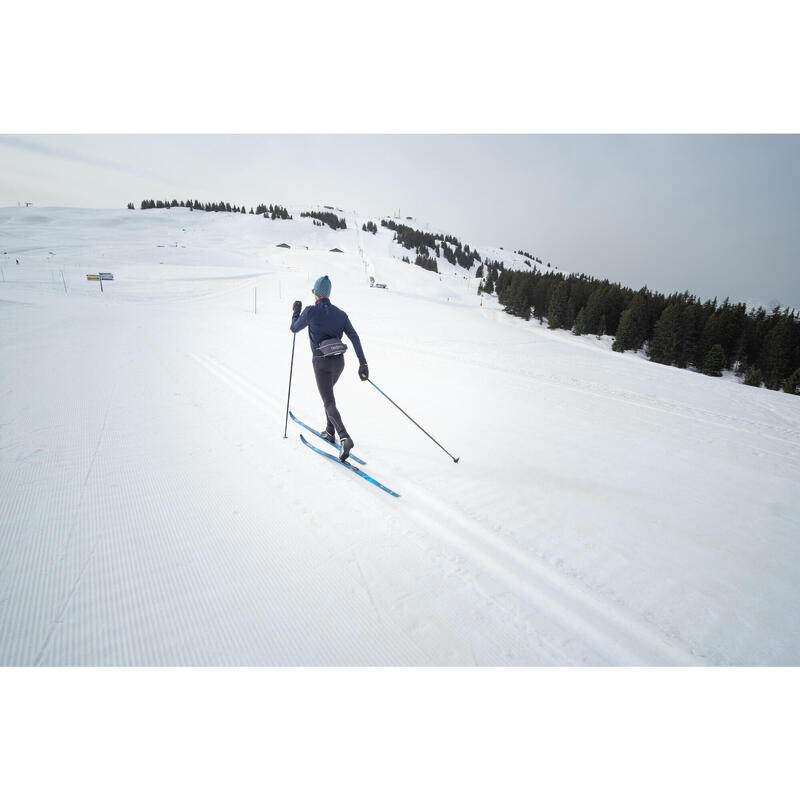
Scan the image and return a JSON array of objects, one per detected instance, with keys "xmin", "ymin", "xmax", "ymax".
[{"xmin": 317, "ymin": 337, "xmax": 348, "ymax": 357}]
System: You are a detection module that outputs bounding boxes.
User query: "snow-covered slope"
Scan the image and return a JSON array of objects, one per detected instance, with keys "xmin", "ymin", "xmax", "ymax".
[{"xmin": 1, "ymin": 206, "xmax": 798, "ymax": 665}]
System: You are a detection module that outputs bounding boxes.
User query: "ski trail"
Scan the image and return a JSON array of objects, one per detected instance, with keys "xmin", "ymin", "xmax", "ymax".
[
  {"xmin": 188, "ymin": 352, "xmax": 284, "ymax": 419},
  {"xmin": 397, "ymin": 483, "xmax": 701, "ymax": 665},
  {"xmin": 185, "ymin": 352, "xmax": 699, "ymax": 664}
]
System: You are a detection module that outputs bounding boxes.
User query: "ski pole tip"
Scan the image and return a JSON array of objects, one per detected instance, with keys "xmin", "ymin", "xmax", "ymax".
[{"xmin": 454, "ymin": 457, "xmax": 460, "ymax": 463}]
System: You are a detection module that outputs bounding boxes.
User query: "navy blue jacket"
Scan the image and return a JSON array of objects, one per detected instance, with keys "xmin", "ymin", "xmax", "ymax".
[{"xmin": 291, "ymin": 298, "xmax": 367, "ymax": 364}]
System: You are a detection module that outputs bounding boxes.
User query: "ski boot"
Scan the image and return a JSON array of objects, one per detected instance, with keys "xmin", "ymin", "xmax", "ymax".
[{"xmin": 339, "ymin": 436, "xmax": 354, "ymax": 462}]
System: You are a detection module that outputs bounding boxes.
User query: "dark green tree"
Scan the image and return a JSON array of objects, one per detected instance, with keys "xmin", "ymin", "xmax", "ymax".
[
  {"xmin": 415, "ymin": 254, "xmax": 438, "ymax": 272},
  {"xmin": 744, "ymin": 366, "xmax": 763, "ymax": 387},
  {"xmin": 547, "ymin": 281, "xmax": 569, "ymax": 329},
  {"xmin": 783, "ymin": 367, "xmax": 800, "ymax": 394},
  {"xmin": 573, "ymin": 307, "xmax": 587, "ymax": 335},
  {"xmin": 612, "ymin": 290, "xmax": 650, "ymax": 352},
  {"xmin": 648, "ymin": 302, "xmax": 682, "ymax": 364},
  {"xmin": 676, "ymin": 303, "xmax": 699, "ymax": 368},
  {"xmin": 760, "ymin": 311, "xmax": 795, "ymax": 389},
  {"xmin": 702, "ymin": 344, "xmax": 725, "ymax": 376}
]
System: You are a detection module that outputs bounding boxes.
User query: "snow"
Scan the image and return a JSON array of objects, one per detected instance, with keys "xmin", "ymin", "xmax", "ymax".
[{"xmin": 1, "ymin": 205, "xmax": 799, "ymax": 665}]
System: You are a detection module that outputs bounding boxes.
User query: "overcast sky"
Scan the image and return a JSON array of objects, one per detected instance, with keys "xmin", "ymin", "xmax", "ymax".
[{"xmin": 1, "ymin": 134, "xmax": 798, "ymax": 309}]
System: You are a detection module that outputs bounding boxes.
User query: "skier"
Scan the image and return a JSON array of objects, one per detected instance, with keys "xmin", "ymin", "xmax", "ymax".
[{"xmin": 291, "ymin": 275, "xmax": 368, "ymax": 461}]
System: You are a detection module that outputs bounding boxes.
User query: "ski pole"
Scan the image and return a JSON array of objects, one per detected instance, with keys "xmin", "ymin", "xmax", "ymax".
[
  {"xmin": 367, "ymin": 379, "xmax": 459, "ymax": 463},
  {"xmin": 283, "ymin": 333, "xmax": 296, "ymax": 438}
]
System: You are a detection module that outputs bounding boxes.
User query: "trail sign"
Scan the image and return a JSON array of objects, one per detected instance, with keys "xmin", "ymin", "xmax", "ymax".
[{"xmin": 86, "ymin": 273, "xmax": 108, "ymax": 292}]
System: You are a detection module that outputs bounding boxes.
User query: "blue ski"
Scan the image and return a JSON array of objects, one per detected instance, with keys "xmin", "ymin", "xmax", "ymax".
[
  {"xmin": 289, "ymin": 411, "xmax": 367, "ymax": 465},
  {"xmin": 299, "ymin": 434, "xmax": 400, "ymax": 497}
]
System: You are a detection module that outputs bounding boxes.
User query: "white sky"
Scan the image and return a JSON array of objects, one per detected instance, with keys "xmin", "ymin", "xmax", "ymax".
[{"xmin": 2, "ymin": 133, "xmax": 798, "ymax": 309}]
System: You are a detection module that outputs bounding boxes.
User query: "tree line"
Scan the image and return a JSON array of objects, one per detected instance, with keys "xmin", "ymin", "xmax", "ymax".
[
  {"xmin": 135, "ymin": 199, "xmax": 291, "ymax": 218},
  {"xmin": 256, "ymin": 204, "xmax": 292, "ymax": 219},
  {"xmin": 490, "ymin": 268, "xmax": 800, "ymax": 392},
  {"xmin": 380, "ymin": 219, "xmax": 483, "ymax": 272},
  {"xmin": 415, "ymin": 253, "xmax": 438, "ymax": 272},
  {"xmin": 300, "ymin": 211, "xmax": 347, "ymax": 230}
]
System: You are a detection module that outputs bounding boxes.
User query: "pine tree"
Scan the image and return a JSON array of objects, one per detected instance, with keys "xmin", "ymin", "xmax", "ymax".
[
  {"xmin": 414, "ymin": 254, "xmax": 438, "ymax": 272},
  {"xmin": 676, "ymin": 303, "xmax": 699, "ymax": 368},
  {"xmin": 612, "ymin": 290, "xmax": 650, "ymax": 352},
  {"xmin": 573, "ymin": 307, "xmax": 586, "ymax": 335},
  {"xmin": 702, "ymin": 344, "xmax": 725, "ymax": 376},
  {"xmin": 782, "ymin": 366, "xmax": 800, "ymax": 395},
  {"xmin": 513, "ymin": 277, "xmax": 532, "ymax": 319},
  {"xmin": 744, "ymin": 366, "xmax": 763, "ymax": 387},
  {"xmin": 547, "ymin": 281, "xmax": 569, "ymax": 329},
  {"xmin": 566, "ymin": 296, "xmax": 577, "ymax": 330},
  {"xmin": 577, "ymin": 284, "xmax": 606, "ymax": 335},
  {"xmin": 648, "ymin": 302, "xmax": 682, "ymax": 365},
  {"xmin": 760, "ymin": 312, "xmax": 794, "ymax": 389}
]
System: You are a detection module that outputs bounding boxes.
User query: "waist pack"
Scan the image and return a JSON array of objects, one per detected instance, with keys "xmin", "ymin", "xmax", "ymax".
[{"xmin": 317, "ymin": 337, "xmax": 348, "ymax": 357}]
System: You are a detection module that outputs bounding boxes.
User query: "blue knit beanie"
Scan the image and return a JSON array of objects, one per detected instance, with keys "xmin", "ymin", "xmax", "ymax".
[{"xmin": 313, "ymin": 275, "xmax": 331, "ymax": 297}]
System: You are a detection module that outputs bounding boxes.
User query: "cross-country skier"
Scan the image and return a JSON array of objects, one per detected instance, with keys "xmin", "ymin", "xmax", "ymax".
[{"xmin": 291, "ymin": 275, "xmax": 368, "ymax": 461}]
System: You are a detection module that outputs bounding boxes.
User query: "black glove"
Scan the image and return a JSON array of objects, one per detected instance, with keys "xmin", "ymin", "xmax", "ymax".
[
  {"xmin": 292, "ymin": 300, "xmax": 302, "ymax": 314},
  {"xmin": 358, "ymin": 363, "xmax": 369, "ymax": 381}
]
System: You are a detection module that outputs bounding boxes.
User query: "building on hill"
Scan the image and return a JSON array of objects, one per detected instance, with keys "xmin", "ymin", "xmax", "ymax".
[
  {"xmin": 330, "ymin": 248, "xmax": 344, "ymax": 253},
  {"xmin": 276, "ymin": 243, "xmax": 291, "ymax": 249}
]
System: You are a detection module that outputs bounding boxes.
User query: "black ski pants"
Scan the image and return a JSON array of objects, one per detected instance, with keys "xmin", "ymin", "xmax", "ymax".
[{"xmin": 313, "ymin": 356, "xmax": 348, "ymax": 438}]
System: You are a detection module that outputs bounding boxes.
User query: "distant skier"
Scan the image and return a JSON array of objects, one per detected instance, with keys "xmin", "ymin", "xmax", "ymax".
[{"xmin": 291, "ymin": 275, "xmax": 368, "ymax": 461}]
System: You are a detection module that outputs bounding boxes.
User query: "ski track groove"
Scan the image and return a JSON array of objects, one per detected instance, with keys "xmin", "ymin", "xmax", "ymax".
[
  {"xmin": 186, "ymin": 351, "xmax": 554, "ymax": 662},
  {"xmin": 397, "ymin": 485, "xmax": 700, "ymax": 665},
  {"xmin": 157, "ymin": 345, "xmax": 427, "ymax": 665},
  {"xmin": 186, "ymin": 350, "xmax": 699, "ymax": 665}
]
